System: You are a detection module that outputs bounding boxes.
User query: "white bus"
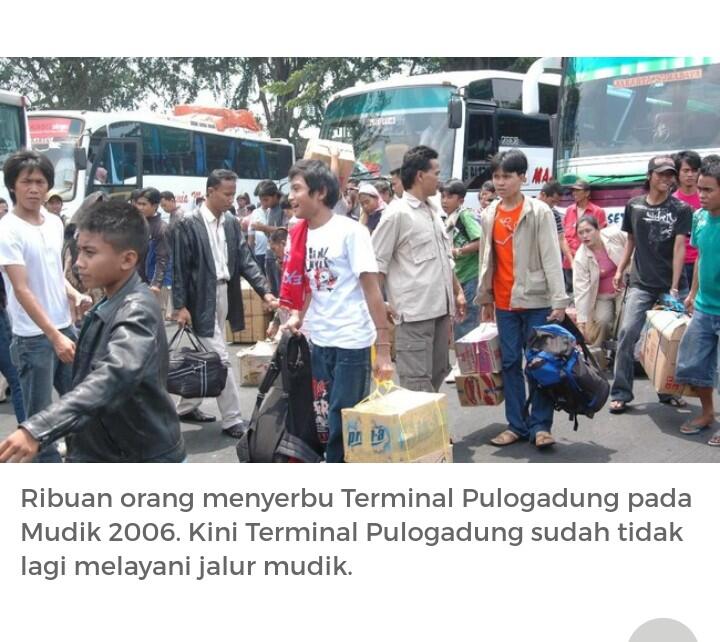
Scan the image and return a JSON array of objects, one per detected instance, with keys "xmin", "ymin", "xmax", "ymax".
[
  {"xmin": 28, "ymin": 110, "xmax": 295, "ymax": 218},
  {"xmin": 0, "ymin": 90, "xmax": 30, "ymax": 205},
  {"xmin": 318, "ymin": 70, "xmax": 560, "ymax": 206},
  {"xmin": 524, "ymin": 57, "xmax": 720, "ymax": 223}
]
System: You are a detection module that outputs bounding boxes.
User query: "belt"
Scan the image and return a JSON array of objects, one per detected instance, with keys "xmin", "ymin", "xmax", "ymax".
[{"xmin": 217, "ymin": 279, "xmax": 229, "ymax": 285}]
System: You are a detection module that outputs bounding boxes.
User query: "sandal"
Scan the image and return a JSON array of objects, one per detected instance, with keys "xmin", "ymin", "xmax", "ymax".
[
  {"xmin": 609, "ymin": 400, "xmax": 629, "ymax": 414},
  {"xmin": 660, "ymin": 395, "xmax": 688, "ymax": 408},
  {"xmin": 491, "ymin": 430, "xmax": 521, "ymax": 446},
  {"xmin": 680, "ymin": 419, "xmax": 713, "ymax": 435},
  {"xmin": 535, "ymin": 431, "xmax": 556, "ymax": 448},
  {"xmin": 708, "ymin": 430, "xmax": 720, "ymax": 447}
]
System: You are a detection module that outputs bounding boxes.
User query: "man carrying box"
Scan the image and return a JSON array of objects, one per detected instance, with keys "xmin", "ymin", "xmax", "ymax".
[{"xmin": 676, "ymin": 160, "xmax": 720, "ymax": 445}]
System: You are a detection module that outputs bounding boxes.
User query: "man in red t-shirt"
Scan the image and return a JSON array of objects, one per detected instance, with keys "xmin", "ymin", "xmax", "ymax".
[
  {"xmin": 563, "ymin": 179, "xmax": 607, "ymax": 293},
  {"xmin": 673, "ymin": 150, "xmax": 702, "ymax": 296}
]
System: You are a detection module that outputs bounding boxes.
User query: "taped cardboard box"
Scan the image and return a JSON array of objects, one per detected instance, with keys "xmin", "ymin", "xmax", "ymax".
[
  {"xmin": 342, "ymin": 387, "xmax": 449, "ymax": 463},
  {"xmin": 456, "ymin": 373, "xmax": 504, "ymax": 406},
  {"xmin": 640, "ymin": 310, "xmax": 699, "ymax": 397},
  {"xmin": 455, "ymin": 323, "xmax": 502, "ymax": 375},
  {"xmin": 237, "ymin": 341, "xmax": 276, "ymax": 387},
  {"xmin": 226, "ymin": 280, "xmax": 273, "ymax": 344}
]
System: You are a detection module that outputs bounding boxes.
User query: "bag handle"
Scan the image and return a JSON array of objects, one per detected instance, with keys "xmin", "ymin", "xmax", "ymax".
[
  {"xmin": 561, "ymin": 315, "xmax": 601, "ymax": 370},
  {"xmin": 168, "ymin": 325, "xmax": 211, "ymax": 353}
]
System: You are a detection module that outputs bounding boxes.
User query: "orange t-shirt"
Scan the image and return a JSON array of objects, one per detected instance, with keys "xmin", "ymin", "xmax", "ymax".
[{"xmin": 492, "ymin": 201, "xmax": 524, "ymax": 311}]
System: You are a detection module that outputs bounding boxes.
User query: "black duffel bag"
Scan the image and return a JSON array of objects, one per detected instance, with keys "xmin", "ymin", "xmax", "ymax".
[
  {"xmin": 236, "ymin": 333, "xmax": 323, "ymax": 463},
  {"xmin": 167, "ymin": 326, "xmax": 228, "ymax": 398}
]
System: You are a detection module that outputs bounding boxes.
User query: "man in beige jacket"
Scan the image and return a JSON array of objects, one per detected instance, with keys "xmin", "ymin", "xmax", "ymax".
[{"xmin": 477, "ymin": 150, "xmax": 569, "ymax": 449}]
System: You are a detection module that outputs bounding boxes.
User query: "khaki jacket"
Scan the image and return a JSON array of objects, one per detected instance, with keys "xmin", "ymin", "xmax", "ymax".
[
  {"xmin": 572, "ymin": 227, "xmax": 628, "ymax": 324},
  {"xmin": 476, "ymin": 197, "xmax": 569, "ymax": 310}
]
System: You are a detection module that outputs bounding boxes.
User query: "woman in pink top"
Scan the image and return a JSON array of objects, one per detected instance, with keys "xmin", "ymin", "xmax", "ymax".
[{"xmin": 572, "ymin": 215, "xmax": 627, "ymax": 346}]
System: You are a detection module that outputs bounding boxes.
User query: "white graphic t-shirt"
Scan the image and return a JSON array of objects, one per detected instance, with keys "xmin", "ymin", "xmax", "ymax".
[{"xmin": 304, "ymin": 214, "xmax": 378, "ymax": 349}]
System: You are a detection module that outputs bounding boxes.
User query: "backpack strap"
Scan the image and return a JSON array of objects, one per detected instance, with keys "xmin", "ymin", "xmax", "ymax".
[{"xmin": 561, "ymin": 315, "xmax": 600, "ymax": 370}]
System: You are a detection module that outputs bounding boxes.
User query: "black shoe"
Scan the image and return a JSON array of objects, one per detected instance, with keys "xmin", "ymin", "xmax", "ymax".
[
  {"xmin": 222, "ymin": 421, "xmax": 248, "ymax": 439},
  {"xmin": 178, "ymin": 408, "xmax": 217, "ymax": 423}
]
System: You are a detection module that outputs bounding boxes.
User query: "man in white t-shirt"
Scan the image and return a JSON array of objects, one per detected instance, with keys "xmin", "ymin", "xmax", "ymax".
[
  {"xmin": 0, "ymin": 150, "xmax": 91, "ymax": 463},
  {"xmin": 282, "ymin": 160, "xmax": 393, "ymax": 463}
]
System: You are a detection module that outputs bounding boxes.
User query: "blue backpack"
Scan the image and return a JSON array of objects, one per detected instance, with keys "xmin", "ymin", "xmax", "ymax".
[{"xmin": 525, "ymin": 319, "xmax": 609, "ymax": 430}]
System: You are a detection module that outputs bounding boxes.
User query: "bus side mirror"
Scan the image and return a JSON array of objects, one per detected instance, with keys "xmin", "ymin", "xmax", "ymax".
[
  {"xmin": 549, "ymin": 114, "xmax": 558, "ymax": 145},
  {"xmin": 74, "ymin": 148, "xmax": 87, "ymax": 170},
  {"xmin": 448, "ymin": 95, "xmax": 463, "ymax": 129}
]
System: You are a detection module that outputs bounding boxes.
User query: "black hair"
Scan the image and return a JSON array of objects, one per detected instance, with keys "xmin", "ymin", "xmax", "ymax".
[
  {"xmin": 3, "ymin": 150, "xmax": 54, "ymax": 204},
  {"xmin": 699, "ymin": 160, "xmax": 720, "ymax": 184},
  {"xmin": 288, "ymin": 159, "xmax": 340, "ymax": 208},
  {"xmin": 346, "ymin": 177, "xmax": 359, "ymax": 188},
  {"xmin": 702, "ymin": 154, "xmax": 720, "ymax": 165},
  {"xmin": 480, "ymin": 181, "xmax": 496, "ymax": 193},
  {"xmin": 237, "ymin": 192, "xmax": 250, "ymax": 203},
  {"xmin": 674, "ymin": 150, "xmax": 701, "ymax": 173},
  {"xmin": 129, "ymin": 189, "xmax": 143, "ymax": 203},
  {"xmin": 576, "ymin": 215, "xmax": 600, "ymax": 231},
  {"xmin": 206, "ymin": 169, "xmax": 238, "ymax": 192},
  {"xmin": 247, "ymin": 203, "xmax": 256, "ymax": 212},
  {"xmin": 389, "ymin": 168, "xmax": 401, "ymax": 178},
  {"xmin": 255, "ymin": 180, "xmax": 280, "ymax": 198},
  {"xmin": 280, "ymin": 194, "xmax": 292, "ymax": 211},
  {"xmin": 0, "ymin": 197, "xmax": 7, "ymax": 205},
  {"xmin": 400, "ymin": 145, "xmax": 438, "ymax": 190},
  {"xmin": 77, "ymin": 198, "xmax": 149, "ymax": 257},
  {"xmin": 374, "ymin": 179, "xmax": 392, "ymax": 196},
  {"xmin": 441, "ymin": 178, "xmax": 467, "ymax": 198},
  {"xmin": 269, "ymin": 227, "xmax": 289, "ymax": 245},
  {"xmin": 159, "ymin": 190, "xmax": 175, "ymax": 201},
  {"xmin": 137, "ymin": 187, "xmax": 161, "ymax": 206},
  {"xmin": 540, "ymin": 180, "xmax": 562, "ymax": 198},
  {"xmin": 490, "ymin": 149, "xmax": 528, "ymax": 176}
]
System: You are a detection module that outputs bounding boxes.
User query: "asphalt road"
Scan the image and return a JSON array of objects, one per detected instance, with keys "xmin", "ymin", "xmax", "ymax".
[{"xmin": 2, "ymin": 334, "xmax": 719, "ymax": 464}]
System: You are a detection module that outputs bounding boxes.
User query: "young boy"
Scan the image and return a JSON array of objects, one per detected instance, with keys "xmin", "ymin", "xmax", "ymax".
[
  {"xmin": 0, "ymin": 199, "xmax": 186, "ymax": 463},
  {"xmin": 675, "ymin": 160, "xmax": 720, "ymax": 446},
  {"xmin": 477, "ymin": 150, "xmax": 568, "ymax": 449},
  {"xmin": 281, "ymin": 160, "xmax": 393, "ymax": 463}
]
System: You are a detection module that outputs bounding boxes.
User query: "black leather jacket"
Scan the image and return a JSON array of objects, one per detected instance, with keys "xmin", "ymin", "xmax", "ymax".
[
  {"xmin": 22, "ymin": 272, "xmax": 186, "ymax": 463},
  {"xmin": 172, "ymin": 209, "xmax": 269, "ymax": 338}
]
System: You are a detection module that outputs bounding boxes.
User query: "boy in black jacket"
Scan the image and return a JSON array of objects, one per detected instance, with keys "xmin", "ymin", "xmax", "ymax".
[{"xmin": 0, "ymin": 199, "xmax": 186, "ymax": 463}]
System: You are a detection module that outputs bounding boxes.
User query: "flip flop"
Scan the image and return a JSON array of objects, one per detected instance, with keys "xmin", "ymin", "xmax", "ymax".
[
  {"xmin": 708, "ymin": 430, "xmax": 720, "ymax": 447},
  {"xmin": 660, "ymin": 396, "xmax": 688, "ymax": 408},
  {"xmin": 535, "ymin": 431, "xmax": 556, "ymax": 449},
  {"xmin": 609, "ymin": 400, "xmax": 629, "ymax": 414},
  {"xmin": 680, "ymin": 419, "xmax": 712, "ymax": 435},
  {"xmin": 491, "ymin": 430, "xmax": 521, "ymax": 446}
]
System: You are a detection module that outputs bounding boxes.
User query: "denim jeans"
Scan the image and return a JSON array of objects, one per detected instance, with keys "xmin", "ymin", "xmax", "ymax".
[
  {"xmin": 453, "ymin": 276, "xmax": 480, "ymax": 341},
  {"xmin": 675, "ymin": 308, "xmax": 720, "ymax": 389},
  {"xmin": 311, "ymin": 344, "xmax": 371, "ymax": 463},
  {"xmin": 609, "ymin": 287, "xmax": 666, "ymax": 403},
  {"xmin": 495, "ymin": 308, "xmax": 555, "ymax": 439},
  {"xmin": 10, "ymin": 327, "xmax": 76, "ymax": 463},
  {"xmin": 0, "ymin": 309, "xmax": 25, "ymax": 423}
]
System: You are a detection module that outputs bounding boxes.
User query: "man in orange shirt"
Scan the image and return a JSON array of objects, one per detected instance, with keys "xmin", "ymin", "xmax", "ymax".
[{"xmin": 476, "ymin": 150, "xmax": 569, "ymax": 449}]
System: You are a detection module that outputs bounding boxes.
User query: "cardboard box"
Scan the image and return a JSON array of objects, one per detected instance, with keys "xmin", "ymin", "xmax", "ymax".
[
  {"xmin": 226, "ymin": 280, "xmax": 273, "ymax": 344},
  {"xmin": 342, "ymin": 388, "xmax": 449, "ymax": 463},
  {"xmin": 640, "ymin": 310, "xmax": 699, "ymax": 397},
  {"xmin": 410, "ymin": 444, "xmax": 453, "ymax": 463},
  {"xmin": 454, "ymin": 323, "xmax": 502, "ymax": 374},
  {"xmin": 304, "ymin": 139, "xmax": 355, "ymax": 180},
  {"xmin": 455, "ymin": 373, "xmax": 504, "ymax": 406},
  {"xmin": 237, "ymin": 341, "xmax": 276, "ymax": 387}
]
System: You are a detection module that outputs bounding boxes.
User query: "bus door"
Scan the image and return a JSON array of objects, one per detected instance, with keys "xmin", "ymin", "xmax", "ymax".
[
  {"xmin": 87, "ymin": 137, "xmax": 143, "ymax": 199},
  {"xmin": 463, "ymin": 104, "xmax": 497, "ymax": 190}
]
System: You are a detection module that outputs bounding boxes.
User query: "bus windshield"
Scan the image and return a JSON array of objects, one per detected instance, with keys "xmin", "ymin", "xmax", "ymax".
[
  {"xmin": 0, "ymin": 103, "xmax": 25, "ymax": 168},
  {"xmin": 319, "ymin": 85, "xmax": 456, "ymax": 179},
  {"xmin": 559, "ymin": 57, "xmax": 720, "ymax": 161},
  {"xmin": 28, "ymin": 116, "xmax": 85, "ymax": 200}
]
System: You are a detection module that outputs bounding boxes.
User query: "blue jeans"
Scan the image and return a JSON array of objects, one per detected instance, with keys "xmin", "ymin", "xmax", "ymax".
[
  {"xmin": 675, "ymin": 308, "xmax": 720, "ymax": 389},
  {"xmin": 0, "ymin": 309, "xmax": 25, "ymax": 423},
  {"xmin": 311, "ymin": 344, "xmax": 371, "ymax": 463},
  {"xmin": 610, "ymin": 287, "xmax": 662, "ymax": 403},
  {"xmin": 453, "ymin": 276, "xmax": 480, "ymax": 341},
  {"xmin": 10, "ymin": 327, "xmax": 76, "ymax": 463},
  {"xmin": 495, "ymin": 308, "xmax": 555, "ymax": 439}
]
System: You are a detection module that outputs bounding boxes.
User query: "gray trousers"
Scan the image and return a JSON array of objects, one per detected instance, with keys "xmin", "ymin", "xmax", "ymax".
[{"xmin": 395, "ymin": 315, "xmax": 451, "ymax": 392}]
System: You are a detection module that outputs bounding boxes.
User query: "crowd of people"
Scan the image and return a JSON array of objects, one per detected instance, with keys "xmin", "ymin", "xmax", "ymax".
[{"xmin": 0, "ymin": 139, "xmax": 719, "ymax": 463}]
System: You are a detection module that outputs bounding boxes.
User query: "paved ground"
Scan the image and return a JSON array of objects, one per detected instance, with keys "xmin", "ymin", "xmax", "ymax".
[{"xmin": 2, "ymin": 334, "xmax": 719, "ymax": 463}]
